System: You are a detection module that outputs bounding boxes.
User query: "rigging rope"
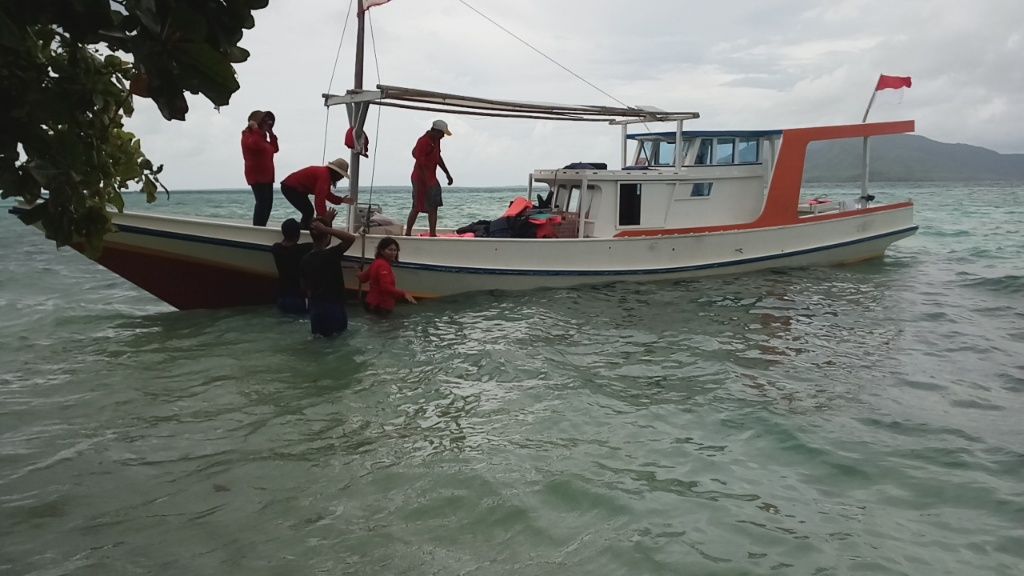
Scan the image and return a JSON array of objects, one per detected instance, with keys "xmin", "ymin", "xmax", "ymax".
[
  {"xmin": 364, "ymin": 9, "xmax": 383, "ymax": 212},
  {"xmin": 322, "ymin": 0, "xmax": 356, "ymax": 164},
  {"xmin": 456, "ymin": 0, "xmax": 630, "ymax": 109},
  {"xmin": 455, "ymin": 0, "xmax": 656, "ymax": 154},
  {"xmin": 358, "ymin": 10, "xmax": 385, "ymax": 300}
]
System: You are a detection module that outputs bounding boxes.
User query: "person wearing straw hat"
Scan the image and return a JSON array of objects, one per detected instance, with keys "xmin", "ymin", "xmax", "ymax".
[
  {"xmin": 280, "ymin": 158, "xmax": 354, "ymax": 229},
  {"xmin": 405, "ymin": 119, "xmax": 454, "ymax": 237},
  {"xmin": 241, "ymin": 110, "xmax": 278, "ymax": 227}
]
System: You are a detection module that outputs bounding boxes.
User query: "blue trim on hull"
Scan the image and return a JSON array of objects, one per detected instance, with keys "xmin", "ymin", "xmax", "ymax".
[
  {"xmin": 9, "ymin": 205, "xmax": 917, "ymax": 278},
  {"xmin": 8, "ymin": 205, "xmax": 274, "ymax": 253},
  {"xmin": 396, "ymin": 226, "xmax": 919, "ymax": 277}
]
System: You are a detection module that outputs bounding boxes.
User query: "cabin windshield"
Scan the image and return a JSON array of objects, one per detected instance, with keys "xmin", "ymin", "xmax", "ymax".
[{"xmin": 633, "ymin": 138, "xmax": 691, "ymax": 167}]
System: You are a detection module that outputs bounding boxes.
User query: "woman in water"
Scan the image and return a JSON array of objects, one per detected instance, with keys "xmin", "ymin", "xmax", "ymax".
[{"xmin": 356, "ymin": 237, "xmax": 417, "ymax": 316}]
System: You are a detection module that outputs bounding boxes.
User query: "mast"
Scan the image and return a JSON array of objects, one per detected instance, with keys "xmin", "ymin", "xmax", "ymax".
[{"xmin": 347, "ymin": 2, "xmax": 367, "ymax": 232}]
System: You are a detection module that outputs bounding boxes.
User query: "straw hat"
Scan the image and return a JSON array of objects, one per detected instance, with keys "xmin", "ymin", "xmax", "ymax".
[{"xmin": 327, "ymin": 158, "xmax": 351, "ymax": 179}]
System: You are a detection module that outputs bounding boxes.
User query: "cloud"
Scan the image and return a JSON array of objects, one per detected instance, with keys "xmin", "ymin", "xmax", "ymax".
[{"xmin": 124, "ymin": 0, "xmax": 1024, "ymax": 190}]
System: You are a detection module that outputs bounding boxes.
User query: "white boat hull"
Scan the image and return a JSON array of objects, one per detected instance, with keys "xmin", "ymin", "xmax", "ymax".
[
  {"xmin": 11, "ymin": 203, "xmax": 914, "ymax": 309},
  {"xmin": 377, "ymin": 206, "xmax": 916, "ymax": 295}
]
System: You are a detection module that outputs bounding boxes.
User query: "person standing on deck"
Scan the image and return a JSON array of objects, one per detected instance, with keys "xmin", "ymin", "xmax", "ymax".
[
  {"xmin": 241, "ymin": 110, "xmax": 279, "ymax": 227},
  {"xmin": 405, "ymin": 120, "xmax": 454, "ymax": 237},
  {"xmin": 280, "ymin": 158, "xmax": 354, "ymax": 229}
]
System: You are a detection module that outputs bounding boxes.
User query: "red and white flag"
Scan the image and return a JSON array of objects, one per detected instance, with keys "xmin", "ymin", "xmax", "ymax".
[
  {"xmin": 362, "ymin": 0, "xmax": 391, "ymax": 9},
  {"xmin": 863, "ymin": 74, "xmax": 912, "ymax": 121},
  {"xmin": 875, "ymin": 75, "xmax": 912, "ymax": 91}
]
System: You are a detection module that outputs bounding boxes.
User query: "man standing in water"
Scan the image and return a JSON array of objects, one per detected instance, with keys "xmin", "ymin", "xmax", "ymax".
[
  {"xmin": 301, "ymin": 217, "xmax": 356, "ymax": 337},
  {"xmin": 406, "ymin": 119, "xmax": 454, "ymax": 237}
]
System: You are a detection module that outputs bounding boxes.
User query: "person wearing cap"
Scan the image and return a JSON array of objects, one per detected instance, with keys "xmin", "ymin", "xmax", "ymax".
[
  {"xmin": 406, "ymin": 119, "xmax": 454, "ymax": 237},
  {"xmin": 280, "ymin": 158, "xmax": 354, "ymax": 229},
  {"xmin": 241, "ymin": 110, "xmax": 279, "ymax": 227}
]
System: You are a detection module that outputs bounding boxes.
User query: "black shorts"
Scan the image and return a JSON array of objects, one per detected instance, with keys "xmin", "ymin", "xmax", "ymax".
[{"xmin": 308, "ymin": 301, "xmax": 348, "ymax": 337}]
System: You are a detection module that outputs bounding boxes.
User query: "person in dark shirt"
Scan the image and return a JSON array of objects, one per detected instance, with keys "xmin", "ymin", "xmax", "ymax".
[
  {"xmin": 270, "ymin": 217, "xmax": 315, "ymax": 314},
  {"xmin": 300, "ymin": 216, "xmax": 356, "ymax": 337}
]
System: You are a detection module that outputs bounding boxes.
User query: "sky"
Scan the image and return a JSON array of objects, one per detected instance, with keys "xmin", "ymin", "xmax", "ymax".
[{"xmin": 123, "ymin": 0, "xmax": 1024, "ymax": 190}]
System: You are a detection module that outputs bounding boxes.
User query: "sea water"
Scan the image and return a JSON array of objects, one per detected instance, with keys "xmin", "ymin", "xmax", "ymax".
[{"xmin": 1, "ymin": 183, "xmax": 1022, "ymax": 575}]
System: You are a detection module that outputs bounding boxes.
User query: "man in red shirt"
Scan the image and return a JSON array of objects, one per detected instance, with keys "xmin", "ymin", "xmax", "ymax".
[
  {"xmin": 241, "ymin": 110, "xmax": 278, "ymax": 227},
  {"xmin": 280, "ymin": 158, "xmax": 354, "ymax": 229},
  {"xmin": 405, "ymin": 119, "xmax": 454, "ymax": 237}
]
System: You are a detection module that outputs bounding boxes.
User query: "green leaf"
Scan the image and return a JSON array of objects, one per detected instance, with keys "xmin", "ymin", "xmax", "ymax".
[
  {"xmin": 0, "ymin": 11, "xmax": 23, "ymax": 49},
  {"xmin": 225, "ymin": 45, "xmax": 250, "ymax": 63},
  {"xmin": 17, "ymin": 200, "xmax": 49, "ymax": 226},
  {"xmin": 169, "ymin": 4, "xmax": 208, "ymax": 41},
  {"xmin": 169, "ymin": 41, "xmax": 239, "ymax": 106},
  {"xmin": 122, "ymin": 93, "xmax": 135, "ymax": 117},
  {"xmin": 236, "ymin": 0, "xmax": 271, "ymax": 10},
  {"xmin": 109, "ymin": 190, "xmax": 125, "ymax": 212},
  {"xmin": 133, "ymin": 0, "xmax": 161, "ymax": 34},
  {"xmin": 141, "ymin": 175, "xmax": 157, "ymax": 203}
]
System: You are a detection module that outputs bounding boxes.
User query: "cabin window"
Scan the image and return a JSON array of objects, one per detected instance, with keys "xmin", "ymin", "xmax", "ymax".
[
  {"xmin": 653, "ymin": 140, "xmax": 676, "ymax": 166},
  {"xmin": 737, "ymin": 137, "xmax": 759, "ymax": 163},
  {"xmin": 715, "ymin": 138, "xmax": 736, "ymax": 164},
  {"xmin": 690, "ymin": 182, "xmax": 714, "ymax": 197},
  {"xmin": 618, "ymin": 183, "xmax": 641, "ymax": 226},
  {"xmin": 584, "ymin": 188, "xmax": 601, "ymax": 219},
  {"xmin": 695, "ymin": 138, "xmax": 713, "ymax": 165},
  {"xmin": 636, "ymin": 140, "xmax": 654, "ymax": 165},
  {"xmin": 565, "ymin": 186, "xmax": 584, "ymax": 212},
  {"xmin": 555, "ymin": 184, "xmax": 594, "ymax": 212}
]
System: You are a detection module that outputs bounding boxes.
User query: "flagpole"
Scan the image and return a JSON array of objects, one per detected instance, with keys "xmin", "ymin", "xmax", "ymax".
[
  {"xmin": 860, "ymin": 75, "xmax": 880, "ymax": 201},
  {"xmin": 861, "ymin": 74, "xmax": 880, "ymax": 123}
]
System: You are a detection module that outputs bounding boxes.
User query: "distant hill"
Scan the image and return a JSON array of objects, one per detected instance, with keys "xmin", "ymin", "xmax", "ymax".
[{"xmin": 803, "ymin": 134, "xmax": 1024, "ymax": 182}]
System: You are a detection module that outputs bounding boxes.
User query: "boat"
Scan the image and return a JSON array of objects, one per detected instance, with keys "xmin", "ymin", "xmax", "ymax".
[{"xmin": 9, "ymin": 6, "xmax": 917, "ymax": 311}]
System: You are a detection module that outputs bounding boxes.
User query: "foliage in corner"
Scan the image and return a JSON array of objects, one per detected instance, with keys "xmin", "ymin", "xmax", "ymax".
[{"xmin": 0, "ymin": 0, "xmax": 270, "ymax": 257}]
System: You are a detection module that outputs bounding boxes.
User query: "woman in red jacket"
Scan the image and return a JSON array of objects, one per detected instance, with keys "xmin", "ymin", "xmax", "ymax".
[
  {"xmin": 356, "ymin": 237, "xmax": 417, "ymax": 316},
  {"xmin": 241, "ymin": 110, "xmax": 278, "ymax": 226}
]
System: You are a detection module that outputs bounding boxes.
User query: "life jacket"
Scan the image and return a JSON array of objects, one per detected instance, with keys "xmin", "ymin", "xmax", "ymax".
[{"xmin": 503, "ymin": 197, "xmax": 533, "ymax": 218}]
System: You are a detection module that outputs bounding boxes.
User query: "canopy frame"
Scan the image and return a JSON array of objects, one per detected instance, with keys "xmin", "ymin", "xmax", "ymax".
[{"xmin": 323, "ymin": 84, "xmax": 700, "ymax": 124}]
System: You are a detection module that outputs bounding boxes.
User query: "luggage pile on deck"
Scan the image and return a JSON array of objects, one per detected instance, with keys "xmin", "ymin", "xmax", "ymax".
[{"xmin": 456, "ymin": 194, "xmax": 564, "ymax": 239}]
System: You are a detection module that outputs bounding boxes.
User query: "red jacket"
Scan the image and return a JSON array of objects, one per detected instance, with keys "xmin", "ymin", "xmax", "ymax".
[
  {"xmin": 410, "ymin": 132, "xmax": 441, "ymax": 187},
  {"xmin": 241, "ymin": 128, "xmax": 279, "ymax": 184},
  {"xmin": 281, "ymin": 166, "xmax": 345, "ymax": 217},
  {"xmin": 356, "ymin": 257, "xmax": 406, "ymax": 310}
]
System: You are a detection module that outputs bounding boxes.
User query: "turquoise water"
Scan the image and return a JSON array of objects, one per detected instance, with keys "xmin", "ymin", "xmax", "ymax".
[{"xmin": 1, "ymin": 184, "xmax": 1022, "ymax": 575}]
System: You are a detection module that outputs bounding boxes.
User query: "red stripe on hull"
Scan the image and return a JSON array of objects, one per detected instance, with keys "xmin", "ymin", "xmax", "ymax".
[{"xmin": 90, "ymin": 244, "xmax": 277, "ymax": 310}]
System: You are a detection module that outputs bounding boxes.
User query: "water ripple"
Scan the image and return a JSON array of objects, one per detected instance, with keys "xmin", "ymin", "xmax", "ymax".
[{"xmin": 2, "ymin": 185, "xmax": 1024, "ymax": 575}]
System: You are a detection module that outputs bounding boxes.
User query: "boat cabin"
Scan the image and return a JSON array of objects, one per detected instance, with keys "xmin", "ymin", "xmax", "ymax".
[
  {"xmin": 324, "ymin": 85, "xmax": 892, "ymax": 241},
  {"xmin": 529, "ymin": 130, "xmax": 783, "ymax": 239}
]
